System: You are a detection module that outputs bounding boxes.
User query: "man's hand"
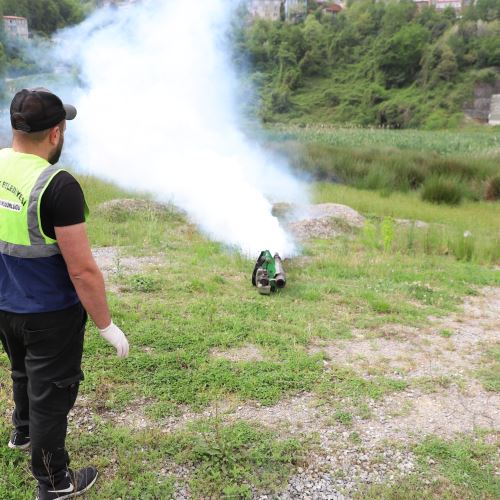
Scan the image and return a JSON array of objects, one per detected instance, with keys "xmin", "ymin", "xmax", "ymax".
[{"xmin": 99, "ymin": 322, "xmax": 129, "ymax": 358}]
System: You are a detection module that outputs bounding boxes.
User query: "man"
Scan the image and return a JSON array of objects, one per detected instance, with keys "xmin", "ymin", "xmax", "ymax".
[{"xmin": 0, "ymin": 88, "xmax": 129, "ymax": 500}]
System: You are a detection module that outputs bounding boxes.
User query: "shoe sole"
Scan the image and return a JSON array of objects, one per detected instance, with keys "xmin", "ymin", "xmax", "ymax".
[
  {"xmin": 8, "ymin": 440, "xmax": 31, "ymax": 451},
  {"xmin": 35, "ymin": 471, "xmax": 98, "ymax": 500}
]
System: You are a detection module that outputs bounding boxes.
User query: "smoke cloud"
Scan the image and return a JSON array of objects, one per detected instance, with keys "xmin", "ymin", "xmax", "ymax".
[{"xmin": 49, "ymin": 1, "xmax": 307, "ymax": 256}]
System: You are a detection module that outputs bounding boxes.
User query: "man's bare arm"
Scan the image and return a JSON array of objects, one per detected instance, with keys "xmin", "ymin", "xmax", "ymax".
[{"xmin": 55, "ymin": 223, "xmax": 111, "ymax": 329}]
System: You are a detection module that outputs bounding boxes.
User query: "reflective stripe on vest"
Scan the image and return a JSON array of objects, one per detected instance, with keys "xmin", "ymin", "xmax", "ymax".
[{"xmin": 0, "ymin": 163, "xmax": 62, "ymax": 257}]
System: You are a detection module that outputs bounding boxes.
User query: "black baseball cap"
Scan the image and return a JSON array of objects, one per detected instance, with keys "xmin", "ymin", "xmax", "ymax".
[{"xmin": 10, "ymin": 88, "xmax": 77, "ymax": 133}]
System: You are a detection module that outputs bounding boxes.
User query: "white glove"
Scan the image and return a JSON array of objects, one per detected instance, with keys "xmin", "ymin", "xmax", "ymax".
[{"xmin": 99, "ymin": 322, "xmax": 129, "ymax": 358}]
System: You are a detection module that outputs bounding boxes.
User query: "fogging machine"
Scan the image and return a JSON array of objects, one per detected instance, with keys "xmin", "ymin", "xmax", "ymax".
[{"xmin": 252, "ymin": 250, "xmax": 286, "ymax": 295}]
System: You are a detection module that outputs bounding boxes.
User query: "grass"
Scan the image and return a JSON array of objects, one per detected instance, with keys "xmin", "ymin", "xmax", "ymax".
[
  {"xmin": 314, "ymin": 183, "xmax": 500, "ymax": 264},
  {"xmin": 264, "ymin": 124, "xmax": 500, "ymax": 157},
  {"xmin": 267, "ymin": 138, "xmax": 500, "ymax": 204},
  {"xmin": 0, "ymin": 173, "xmax": 498, "ymax": 498},
  {"xmin": 358, "ymin": 434, "xmax": 499, "ymax": 499},
  {"xmin": 475, "ymin": 346, "xmax": 500, "ymax": 392}
]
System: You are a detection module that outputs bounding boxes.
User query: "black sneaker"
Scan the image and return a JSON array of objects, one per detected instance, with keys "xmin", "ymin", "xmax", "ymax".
[
  {"xmin": 35, "ymin": 467, "xmax": 98, "ymax": 500},
  {"xmin": 8, "ymin": 430, "xmax": 31, "ymax": 450}
]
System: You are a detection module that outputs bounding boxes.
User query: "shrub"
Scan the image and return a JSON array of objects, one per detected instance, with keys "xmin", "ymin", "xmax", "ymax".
[
  {"xmin": 421, "ymin": 176, "xmax": 464, "ymax": 205},
  {"xmin": 485, "ymin": 175, "xmax": 500, "ymax": 201}
]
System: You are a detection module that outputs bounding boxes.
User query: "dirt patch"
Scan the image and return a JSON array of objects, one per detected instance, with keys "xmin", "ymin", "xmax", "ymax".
[
  {"xmin": 297, "ymin": 204, "xmax": 366, "ymax": 227},
  {"xmin": 68, "ymin": 395, "xmax": 154, "ymax": 434},
  {"xmin": 275, "ymin": 203, "xmax": 432, "ymax": 241},
  {"xmin": 395, "ymin": 218, "xmax": 430, "ymax": 229},
  {"xmin": 360, "ymin": 382, "xmax": 499, "ymax": 442},
  {"xmin": 311, "ymin": 287, "xmax": 500, "ymax": 380},
  {"xmin": 274, "ymin": 203, "xmax": 365, "ymax": 240},
  {"xmin": 210, "ymin": 344, "xmax": 266, "ymax": 362},
  {"xmin": 92, "ymin": 246, "xmax": 165, "ymax": 280}
]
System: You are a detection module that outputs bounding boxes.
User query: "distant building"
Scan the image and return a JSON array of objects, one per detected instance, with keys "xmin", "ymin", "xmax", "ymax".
[
  {"xmin": 247, "ymin": 0, "xmax": 283, "ymax": 20},
  {"xmin": 247, "ymin": 0, "xmax": 307, "ymax": 20},
  {"xmin": 413, "ymin": 0, "xmax": 470, "ymax": 11},
  {"xmin": 323, "ymin": 3, "xmax": 343, "ymax": 14},
  {"xmin": 489, "ymin": 95, "xmax": 500, "ymax": 126},
  {"xmin": 286, "ymin": 0, "xmax": 308, "ymax": 19},
  {"xmin": 3, "ymin": 16, "xmax": 29, "ymax": 40},
  {"xmin": 98, "ymin": 0, "xmax": 137, "ymax": 7},
  {"xmin": 434, "ymin": 0, "xmax": 462, "ymax": 10}
]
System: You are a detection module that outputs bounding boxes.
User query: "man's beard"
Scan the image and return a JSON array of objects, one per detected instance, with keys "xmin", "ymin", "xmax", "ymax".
[{"xmin": 48, "ymin": 134, "xmax": 64, "ymax": 165}]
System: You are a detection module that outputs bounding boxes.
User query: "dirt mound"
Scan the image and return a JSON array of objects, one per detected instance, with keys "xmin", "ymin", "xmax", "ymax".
[
  {"xmin": 96, "ymin": 198, "xmax": 181, "ymax": 219},
  {"xmin": 277, "ymin": 203, "xmax": 365, "ymax": 240},
  {"xmin": 298, "ymin": 204, "xmax": 366, "ymax": 227}
]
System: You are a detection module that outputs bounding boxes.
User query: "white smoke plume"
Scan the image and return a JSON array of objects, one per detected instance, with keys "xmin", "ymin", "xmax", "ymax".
[{"xmin": 51, "ymin": 0, "xmax": 307, "ymax": 257}]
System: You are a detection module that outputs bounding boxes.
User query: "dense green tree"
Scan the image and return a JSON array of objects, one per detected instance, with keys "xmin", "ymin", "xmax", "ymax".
[
  {"xmin": 378, "ymin": 23, "xmax": 430, "ymax": 88},
  {"xmin": 476, "ymin": 0, "xmax": 500, "ymax": 21},
  {"xmin": 300, "ymin": 15, "xmax": 328, "ymax": 76}
]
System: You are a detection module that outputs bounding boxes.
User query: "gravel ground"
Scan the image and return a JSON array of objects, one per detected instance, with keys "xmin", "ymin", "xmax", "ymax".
[{"xmin": 88, "ymin": 232, "xmax": 500, "ymax": 499}]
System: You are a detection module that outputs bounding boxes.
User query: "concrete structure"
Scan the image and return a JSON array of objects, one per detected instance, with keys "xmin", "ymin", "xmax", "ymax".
[
  {"xmin": 434, "ymin": 0, "xmax": 462, "ymax": 10},
  {"xmin": 286, "ymin": 0, "xmax": 308, "ymax": 18},
  {"xmin": 247, "ymin": 0, "xmax": 307, "ymax": 20},
  {"xmin": 463, "ymin": 77, "xmax": 500, "ymax": 123},
  {"xmin": 3, "ymin": 16, "xmax": 29, "ymax": 40},
  {"xmin": 489, "ymin": 95, "xmax": 500, "ymax": 126},
  {"xmin": 413, "ymin": 0, "xmax": 473, "ymax": 11},
  {"xmin": 247, "ymin": 0, "xmax": 283, "ymax": 20},
  {"xmin": 98, "ymin": 0, "xmax": 137, "ymax": 7}
]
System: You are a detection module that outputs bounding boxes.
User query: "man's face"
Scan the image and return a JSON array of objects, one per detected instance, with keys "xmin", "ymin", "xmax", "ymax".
[{"xmin": 48, "ymin": 125, "xmax": 64, "ymax": 165}]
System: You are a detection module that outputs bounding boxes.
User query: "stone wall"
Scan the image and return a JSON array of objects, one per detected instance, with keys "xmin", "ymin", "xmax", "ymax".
[
  {"xmin": 489, "ymin": 94, "xmax": 500, "ymax": 125},
  {"xmin": 463, "ymin": 76, "xmax": 500, "ymax": 123}
]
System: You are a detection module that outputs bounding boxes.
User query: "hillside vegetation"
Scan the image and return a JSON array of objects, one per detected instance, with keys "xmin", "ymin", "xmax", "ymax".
[{"xmin": 235, "ymin": 0, "xmax": 500, "ymax": 128}]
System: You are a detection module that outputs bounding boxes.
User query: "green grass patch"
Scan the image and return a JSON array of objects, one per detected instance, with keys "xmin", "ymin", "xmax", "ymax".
[
  {"xmin": 475, "ymin": 346, "xmax": 500, "ymax": 392},
  {"xmin": 314, "ymin": 183, "xmax": 500, "ymax": 264},
  {"xmin": 415, "ymin": 435, "xmax": 499, "ymax": 498},
  {"xmin": 358, "ymin": 434, "xmax": 499, "ymax": 499},
  {"xmin": 319, "ymin": 365, "xmax": 408, "ymax": 401},
  {"xmin": 265, "ymin": 130, "xmax": 499, "ymax": 204},
  {"xmin": 162, "ymin": 419, "xmax": 304, "ymax": 498}
]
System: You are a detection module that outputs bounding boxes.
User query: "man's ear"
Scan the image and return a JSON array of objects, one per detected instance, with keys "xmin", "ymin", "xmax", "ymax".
[{"xmin": 48, "ymin": 125, "xmax": 61, "ymax": 146}]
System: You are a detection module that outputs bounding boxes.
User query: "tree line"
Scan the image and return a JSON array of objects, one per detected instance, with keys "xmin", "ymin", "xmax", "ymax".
[
  {"xmin": 0, "ymin": 0, "xmax": 85, "ymax": 35},
  {"xmin": 234, "ymin": 0, "xmax": 500, "ymax": 128}
]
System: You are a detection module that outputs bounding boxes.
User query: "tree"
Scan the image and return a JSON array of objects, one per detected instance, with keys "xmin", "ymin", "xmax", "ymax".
[
  {"xmin": 378, "ymin": 23, "xmax": 430, "ymax": 88},
  {"xmin": 299, "ymin": 15, "xmax": 327, "ymax": 76},
  {"xmin": 476, "ymin": 0, "xmax": 500, "ymax": 21}
]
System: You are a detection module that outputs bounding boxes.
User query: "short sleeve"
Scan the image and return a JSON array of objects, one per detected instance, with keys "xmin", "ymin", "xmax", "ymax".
[{"xmin": 40, "ymin": 171, "xmax": 86, "ymax": 240}]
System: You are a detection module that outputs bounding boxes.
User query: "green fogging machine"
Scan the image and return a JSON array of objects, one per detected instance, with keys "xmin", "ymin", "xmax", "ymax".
[{"xmin": 252, "ymin": 250, "xmax": 287, "ymax": 295}]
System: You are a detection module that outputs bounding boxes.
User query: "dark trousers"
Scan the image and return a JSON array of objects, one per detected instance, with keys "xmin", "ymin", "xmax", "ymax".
[{"xmin": 0, "ymin": 303, "xmax": 86, "ymax": 486}]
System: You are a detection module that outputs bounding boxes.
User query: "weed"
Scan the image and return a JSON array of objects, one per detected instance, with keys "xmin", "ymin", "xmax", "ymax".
[
  {"xmin": 421, "ymin": 176, "xmax": 464, "ymax": 205},
  {"xmin": 333, "ymin": 410, "xmax": 353, "ymax": 427},
  {"xmin": 349, "ymin": 432, "xmax": 362, "ymax": 445},
  {"xmin": 475, "ymin": 346, "xmax": 500, "ymax": 392},
  {"xmin": 411, "ymin": 376, "xmax": 453, "ymax": 393},
  {"xmin": 127, "ymin": 274, "xmax": 162, "ymax": 293},
  {"xmin": 362, "ymin": 219, "xmax": 379, "ymax": 250},
  {"xmin": 439, "ymin": 329, "xmax": 453, "ymax": 338},
  {"xmin": 485, "ymin": 175, "xmax": 500, "ymax": 201},
  {"xmin": 381, "ymin": 217, "xmax": 395, "ymax": 252},
  {"xmin": 162, "ymin": 419, "xmax": 304, "ymax": 498}
]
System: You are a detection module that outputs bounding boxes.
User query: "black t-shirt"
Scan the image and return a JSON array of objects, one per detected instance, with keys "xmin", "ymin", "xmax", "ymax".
[{"xmin": 40, "ymin": 171, "xmax": 86, "ymax": 240}]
